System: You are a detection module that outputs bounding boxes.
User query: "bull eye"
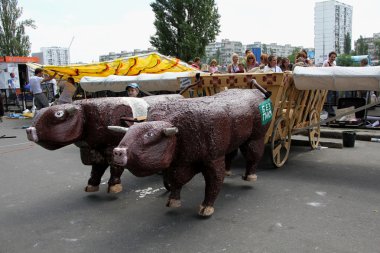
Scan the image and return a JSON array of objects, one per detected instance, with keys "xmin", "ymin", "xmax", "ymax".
[
  {"xmin": 144, "ymin": 132, "xmax": 154, "ymax": 138},
  {"xmin": 54, "ymin": 110, "xmax": 65, "ymax": 118}
]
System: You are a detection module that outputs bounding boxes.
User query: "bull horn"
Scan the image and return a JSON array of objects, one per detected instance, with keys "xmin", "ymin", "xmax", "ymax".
[
  {"xmin": 107, "ymin": 126, "xmax": 129, "ymax": 133},
  {"xmin": 163, "ymin": 127, "xmax": 178, "ymax": 136},
  {"xmin": 66, "ymin": 106, "xmax": 78, "ymax": 115}
]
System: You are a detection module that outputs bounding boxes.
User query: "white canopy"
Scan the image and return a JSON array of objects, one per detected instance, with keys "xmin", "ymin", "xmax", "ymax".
[
  {"xmin": 293, "ymin": 66, "xmax": 380, "ymax": 91},
  {"xmin": 79, "ymin": 72, "xmax": 197, "ymax": 93}
]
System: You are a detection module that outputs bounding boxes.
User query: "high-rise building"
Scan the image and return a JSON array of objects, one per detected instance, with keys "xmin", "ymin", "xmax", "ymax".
[
  {"xmin": 99, "ymin": 48, "xmax": 157, "ymax": 62},
  {"xmin": 314, "ymin": 0, "xmax": 353, "ymax": 65},
  {"xmin": 32, "ymin": 47, "xmax": 70, "ymax": 65}
]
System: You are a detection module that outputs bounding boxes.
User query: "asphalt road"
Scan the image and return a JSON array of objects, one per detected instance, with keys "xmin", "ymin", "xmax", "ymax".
[{"xmin": 1, "ymin": 118, "xmax": 380, "ymax": 253}]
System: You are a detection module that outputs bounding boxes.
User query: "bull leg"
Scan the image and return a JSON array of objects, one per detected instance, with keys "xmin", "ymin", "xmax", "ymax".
[
  {"xmin": 85, "ymin": 163, "xmax": 108, "ymax": 192},
  {"xmin": 199, "ymin": 157, "xmax": 225, "ymax": 217},
  {"xmin": 225, "ymin": 149, "xmax": 238, "ymax": 176},
  {"xmin": 108, "ymin": 165, "xmax": 124, "ymax": 193},
  {"xmin": 240, "ymin": 137, "xmax": 265, "ymax": 182},
  {"xmin": 166, "ymin": 166, "xmax": 197, "ymax": 208}
]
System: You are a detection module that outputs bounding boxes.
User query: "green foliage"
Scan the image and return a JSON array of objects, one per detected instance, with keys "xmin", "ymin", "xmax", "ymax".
[
  {"xmin": 374, "ymin": 39, "xmax": 380, "ymax": 60},
  {"xmin": 344, "ymin": 33, "xmax": 351, "ymax": 55},
  {"xmin": 262, "ymin": 44, "xmax": 267, "ymax": 54},
  {"xmin": 287, "ymin": 47, "xmax": 301, "ymax": 63},
  {"xmin": 150, "ymin": 0, "xmax": 220, "ymax": 62},
  {"xmin": 0, "ymin": 0, "xmax": 36, "ymax": 56},
  {"xmin": 355, "ymin": 35, "xmax": 368, "ymax": 55},
  {"xmin": 336, "ymin": 54, "xmax": 354, "ymax": 66}
]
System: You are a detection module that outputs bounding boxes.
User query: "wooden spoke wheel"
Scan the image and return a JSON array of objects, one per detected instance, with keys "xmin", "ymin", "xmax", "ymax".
[
  {"xmin": 271, "ymin": 116, "xmax": 291, "ymax": 168},
  {"xmin": 308, "ymin": 109, "xmax": 321, "ymax": 149}
]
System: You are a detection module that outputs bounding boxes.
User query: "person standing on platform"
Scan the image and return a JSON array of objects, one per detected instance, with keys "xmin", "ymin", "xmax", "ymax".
[
  {"xmin": 30, "ymin": 68, "xmax": 57, "ymax": 110},
  {"xmin": 323, "ymin": 51, "xmax": 337, "ymax": 67},
  {"xmin": 8, "ymin": 73, "xmax": 21, "ymax": 108},
  {"xmin": 191, "ymin": 57, "xmax": 201, "ymax": 70},
  {"xmin": 57, "ymin": 77, "xmax": 77, "ymax": 104},
  {"xmin": 322, "ymin": 51, "xmax": 337, "ymax": 116}
]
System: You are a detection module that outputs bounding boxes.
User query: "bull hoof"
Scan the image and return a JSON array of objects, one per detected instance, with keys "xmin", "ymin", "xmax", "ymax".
[
  {"xmin": 242, "ymin": 174, "xmax": 257, "ymax": 182},
  {"xmin": 85, "ymin": 185, "xmax": 99, "ymax": 192},
  {"xmin": 166, "ymin": 199, "xmax": 181, "ymax": 208},
  {"xmin": 198, "ymin": 205, "xmax": 214, "ymax": 217},
  {"xmin": 108, "ymin": 184, "xmax": 123, "ymax": 194},
  {"xmin": 225, "ymin": 170, "xmax": 232, "ymax": 176}
]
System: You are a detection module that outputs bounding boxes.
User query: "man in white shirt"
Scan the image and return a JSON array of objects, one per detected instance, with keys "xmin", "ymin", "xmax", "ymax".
[
  {"xmin": 322, "ymin": 51, "xmax": 337, "ymax": 67},
  {"xmin": 30, "ymin": 68, "xmax": 57, "ymax": 109},
  {"xmin": 322, "ymin": 51, "xmax": 337, "ymax": 116}
]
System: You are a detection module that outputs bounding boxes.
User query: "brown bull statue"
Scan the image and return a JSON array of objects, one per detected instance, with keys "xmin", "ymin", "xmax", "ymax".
[
  {"xmin": 112, "ymin": 89, "xmax": 272, "ymax": 216},
  {"xmin": 26, "ymin": 95, "xmax": 183, "ymax": 193}
]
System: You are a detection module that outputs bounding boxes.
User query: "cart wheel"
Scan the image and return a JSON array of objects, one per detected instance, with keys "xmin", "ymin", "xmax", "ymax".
[
  {"xmin": 271, "ymin": 116, "xmax": 291, "ymax": 168},
  {"xmin": 308, "ymin": 109, "xmax": 321, "ymax": 149}
]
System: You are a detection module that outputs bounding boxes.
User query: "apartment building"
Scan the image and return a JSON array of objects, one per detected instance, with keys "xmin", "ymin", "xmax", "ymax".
[
  {"xmin": 99, "ymin": 48, "xmax": 157, "ymax": 62},
  {"xmin": 246, "ymin": 42, "xmax": 302, "ymax": 57},
  {"xmin": 32, "ymin": 47, "xmax": 70, "ymax": 66},
  {"xmin": 314, "ymin": 0, "xmax": 353, "ymax": 65},
  {"xmin": 205, "ymin": 39, "xmax": 244, "ymax": 66}
]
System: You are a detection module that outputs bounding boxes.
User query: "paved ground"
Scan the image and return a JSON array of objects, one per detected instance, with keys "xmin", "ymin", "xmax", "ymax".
[{"xmin": 1, "ymin": 117, "xmax": 380, "ymax": 253}]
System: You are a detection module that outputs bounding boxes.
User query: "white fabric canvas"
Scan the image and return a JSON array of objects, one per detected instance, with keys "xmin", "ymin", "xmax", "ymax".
[{"xmin": 293, "ymin": 66, "xmax": 380, "ymax": 91}]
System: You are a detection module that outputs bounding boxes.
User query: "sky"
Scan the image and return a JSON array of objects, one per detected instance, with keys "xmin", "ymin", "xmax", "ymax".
[{"xmin": 17, "ymin": 0, "xmax": 380, "ymax": 63}]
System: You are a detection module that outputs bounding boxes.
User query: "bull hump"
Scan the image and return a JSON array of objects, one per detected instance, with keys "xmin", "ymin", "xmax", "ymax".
[{"xmin": 81, "ymin": 97, "xmax": 149, "ymax": 119}]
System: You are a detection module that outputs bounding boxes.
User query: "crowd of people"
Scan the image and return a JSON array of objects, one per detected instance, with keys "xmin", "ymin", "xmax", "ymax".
[
  {"xmin": 185, "ymin": 50, "xmax": 378, "ymax": 120},
  {"xmin": 189, "ymin": 48, "xmax": 320, "ymax": 74}
]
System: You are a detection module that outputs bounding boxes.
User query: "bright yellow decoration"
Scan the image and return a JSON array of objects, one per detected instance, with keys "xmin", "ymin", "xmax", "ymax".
[{"xmin": 27, "ymin": 53, "xmax": 196, "ymax": 82}]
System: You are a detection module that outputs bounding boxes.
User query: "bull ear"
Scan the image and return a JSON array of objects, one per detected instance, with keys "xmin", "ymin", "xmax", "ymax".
[
  {"xmin": 66, "ymin": 106, "xmax": 78, "ymax": 115},
  {"xmin": 108, "ymin": 126, "xmax": 129, "ymax": 133},
  {"xmin": 163, "ymin": 127, "xmax": 178, "ymax": 136}
]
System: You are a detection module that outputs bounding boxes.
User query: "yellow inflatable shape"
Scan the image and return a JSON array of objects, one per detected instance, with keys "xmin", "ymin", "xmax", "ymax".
[{"xmin": 27, "ymin": 53, "xmax": 196, "ymax": 82}]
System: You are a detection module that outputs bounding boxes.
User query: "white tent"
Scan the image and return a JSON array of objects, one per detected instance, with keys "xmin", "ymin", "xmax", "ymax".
[
  {"xmin": 79, "ymin": 71, "xmax": 199, "ymax": 93},
  {"xmin": 293, "ymin": 66, "xmax": 380, "ymax": 91}
]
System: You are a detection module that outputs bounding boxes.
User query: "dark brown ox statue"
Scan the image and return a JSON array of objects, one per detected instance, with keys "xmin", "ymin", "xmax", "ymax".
[
  {"xmin": 26, "ymin": 95, "xmax": 183, "ymax": 193},
  {"xmin": 112, "ymin": 89, "xmax": 272, "ymax": 216}
]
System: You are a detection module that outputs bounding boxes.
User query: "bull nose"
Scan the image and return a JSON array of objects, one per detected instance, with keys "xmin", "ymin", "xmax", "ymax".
[
  {"xmin": 26, "ymin": 127, "xmax": 39, "ymax": 142},
  {"xmin": 113, "ymin": 147, "xmax": 128, "ymax": 167}
]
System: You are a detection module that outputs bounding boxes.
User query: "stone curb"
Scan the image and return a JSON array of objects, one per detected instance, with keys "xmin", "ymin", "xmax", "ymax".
[{"xmin": 320, "ymin": 127, "xmax": 380, "ymax": 141}]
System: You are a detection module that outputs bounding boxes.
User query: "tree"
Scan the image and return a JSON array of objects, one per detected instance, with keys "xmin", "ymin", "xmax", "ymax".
[
  {"xmin": 336, "ymin": 54, "xmax": 353, "ymax": 66},
  {"xmin": 374, "ymin": 39, "xmax": 380, "ymax": 61},
  {"xmin": 288, "ymin": 47, "xmax": 301, "ymax": 63},
  {"xmin": 0, "ymin": 0, "xmax": 35, "ymax": 56},
  {"xmin": 150, "ymin": 0, "xmax": 220, "ymax": 62},
  {"xmin": 355, "ymin": 35, "xmax": 368, "ymax": 55},
  {"xmin": 344, "ymin": 33, "xmax": 351, "ymax": 55},
  {"xmin": 262, "ymin": 44, "xmax": 267, "ymax": 54},
  {"xmin": 215, "ymin": 48, "xmax": 221, "ymax": 65}
]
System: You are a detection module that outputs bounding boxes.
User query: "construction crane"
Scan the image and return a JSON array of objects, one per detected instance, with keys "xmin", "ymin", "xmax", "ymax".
[{"xmin": 68, "ymin": 36, "xmax": 75, "ymax": 50}]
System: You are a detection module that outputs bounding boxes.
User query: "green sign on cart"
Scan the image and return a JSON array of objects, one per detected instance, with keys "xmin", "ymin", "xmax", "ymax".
[{"xmin": 258, "ymin": 99, "xmax": 273, "ymax": 125}]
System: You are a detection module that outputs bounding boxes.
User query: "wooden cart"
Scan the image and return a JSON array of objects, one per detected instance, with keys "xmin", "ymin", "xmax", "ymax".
[{"xmin": 179, "ymin": 72, "xmax": 328, "ymax": 167}]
